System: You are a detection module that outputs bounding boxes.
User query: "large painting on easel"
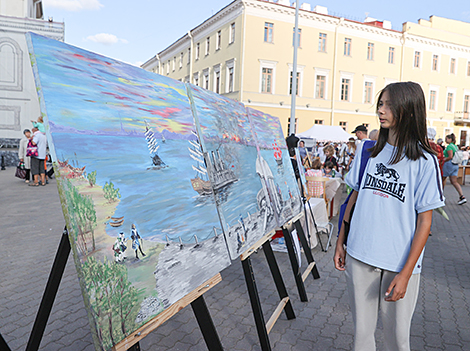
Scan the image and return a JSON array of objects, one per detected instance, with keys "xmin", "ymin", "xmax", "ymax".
[
  {"xmin": 27, "ymin": 32, "xmax": 231, "ymax": 351},
  {"xmin": 187, "ymin": 85, "xmax": 279, "ymax": 259}
]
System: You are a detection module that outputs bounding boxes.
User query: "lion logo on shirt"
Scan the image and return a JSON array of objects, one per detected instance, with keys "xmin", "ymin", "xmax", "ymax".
[{"xmin": 375, "ymin": 163, "xmax": 400, "ymax": 182}]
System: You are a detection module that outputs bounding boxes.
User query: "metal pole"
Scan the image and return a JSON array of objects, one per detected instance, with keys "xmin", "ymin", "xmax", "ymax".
[{"xmin": 289, "ymin": 0, "xmax": 300, "ymax": 136}]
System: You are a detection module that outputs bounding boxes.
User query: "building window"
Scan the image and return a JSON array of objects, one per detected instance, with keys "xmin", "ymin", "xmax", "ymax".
[
  {"xmin": 344, "ymin": 38, "xmax": 351, "ymax": 56},
  {"xmin": 289, "ymin": 71, "xmax": 300, "ymax": 95},
  {"xmin": 429, "ymin": 90, "xmax": 437, "ymax": 110},
  {"xmin": 226, "ymin": 60, "xmax": 235, "ymax": 93},
  {"xmin": 204, "ymin": 72, "xmax": 209, "ymax": 89},
  {"xmin": 179, "ymin": 52, "xmax": 183, "ymax": 68},
  {"xmin": 261, "ymin": 67, "xmax": 272, "ymax": 93},
  {"xmin": 193, "ymin": 73, "xmax": 199, "ymax": 86},
  {"xmin": 206, "ymin": 37, "xmax": 210, "ymax": 56},
  {"xmin": 318, "ymin": 33, "xmax": 327, "ymax": 52},
  {"xmin": 187, "ymin": 48, "xmax": 191, "ymax": 64},
  {"xmin": 446, "ymin": 92, "xmax": 454, "ymax": 112},
  {"xmin": 287, "ymin": 118, "xmax": 298, "ymax": 135},
  {"xmin": 414, "ymin": 51, "xmax": 421, "ymax": 68},
  {"xmin": 367, "ymin": 43, "xmax": 374, "ymax": 60},
  {"xmin": 167, "ymin": 60, "xmax": 170, "ymax": 74},
  {"xmin": 341, "ymin": 78, "xmax": 350, "ymax": 101},
  {"xmin": 467, "ymin": 61, "xmax": 470, "ymax": 76},
  {"xmin": 162, "ymin": 63, "xmax": 165, "ymax": 74},
  {"xmin": 464, "ymin": 95, "xmax": 469, "ymax": 113},
  {"xmin": 264, "ymin": 22, "xmax": 273, "ymax": 43},
  {"xmin": 172, "ymin": 57, "xmax": 176, "ymax": 71},
  {"xmin": 315, "ymin": 119, "xmax": 323, "ymax": 125},
  {"xmin": 315, "ymin": 75, "xmax": 326, "ymax": 99},
  {"xmin": 230, "ymin": 23, "xmax": 235, "ymax": 44},
  {"xmin": 292, "ymin": 28, "xmax": 301, "ymax": 47},
  {"xmin": 196, "ymin": 43, "xmax": 200, "ymax": 60},
  {"xmin": 364, "ymin": 82, "xmax": 373, "ymax": 104},
  {"xmin": 388, "ymin": 47, "xmax": 395, "ymax": 64},
  {"xmin": 432, "ymin": 55, "xmax": 438, "ymax": 71},
  {"xmin": 450, "ymin": 58, "xmax": 456, "ymax": 74},
  {"xmin": 339, "ymin": 121, "xmax": 347, "ymax": 131},
  {"xmin": 217, "ymin": 31, "xmax": 221, "ymax": 50},
  {"xmin": 214, "ymin": 67, "xmax": 220, "ymax": 94}
]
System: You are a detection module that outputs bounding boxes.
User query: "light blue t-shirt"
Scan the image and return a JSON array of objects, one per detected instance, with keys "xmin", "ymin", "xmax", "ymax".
[
  {"xmin": 345, "ymin": 142, "xmax": 445, "ymax": 274},
  {"xmin": 32, "ymin": 131, "xmax": 47, "ymax": 160}
]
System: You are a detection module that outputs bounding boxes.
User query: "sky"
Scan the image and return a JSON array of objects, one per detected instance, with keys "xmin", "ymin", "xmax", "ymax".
[{"xmin": 42, "ymin": 0, "xmax": 470, "ymax": 67}]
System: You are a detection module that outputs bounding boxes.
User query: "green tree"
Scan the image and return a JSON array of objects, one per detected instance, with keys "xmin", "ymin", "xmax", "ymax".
[
  {"xmin": 87, "ymin": 170, "xmax": 97, "ymax": 187},
  {"xmin": 81, "ymin": 256, "xmax": 142, "ymax": 351},
  {"xmin": 103, "ymin": 181, "xmax": 121, "ymax": 203}
]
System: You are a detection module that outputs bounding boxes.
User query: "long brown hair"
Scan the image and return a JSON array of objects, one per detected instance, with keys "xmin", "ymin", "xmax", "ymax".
[{"xmin": 369, "ymin": 82, "xmax": 435, "ymax": 164}]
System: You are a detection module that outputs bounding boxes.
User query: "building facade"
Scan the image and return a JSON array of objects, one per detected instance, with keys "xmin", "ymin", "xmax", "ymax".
[
  {"xmin": 142, "ymin": 0, "xmax": 470, "ymax": 145},
  {"xmin": 0, "ymin": 0, "xmax": 64, "ymax": 162}
]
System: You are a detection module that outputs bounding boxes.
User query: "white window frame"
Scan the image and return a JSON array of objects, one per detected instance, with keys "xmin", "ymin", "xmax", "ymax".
[
  {"xmin": 462, "ymin": 89, "xmax": 470, "ymax": 114},
  {"xmin": 264, "ymin": 22, "xmax": 274, "ymax": 43},
  {"xmin": 388, "ymin": 47, "xmax": 395, "ymax": 64},
  {"xmin": 362, "ymin": 75, "xmax": 376, "ymax": 104},
  {"xmin": 203, "ymin": 68, "xmax": 210, "ymax": 90},
  {"xmin": 450, "ymin": 58, "xmax": 457, "ymax": 75},
  {"xmin": 167, "ymin": 60, "xmax": 170, "ymax": 74},
  {"xmin": 432, "ymin": 54, "xmax": 439, "ymax": 72},
  {"xmin": 216, "ymin": 31, "xmax": 221, "ymax": 50},
  {"xmin": 205, "ymin": 37, "xmax": 210, "ymax": 56},
  {"xmin": 193, "ymin": 72, "xmax": 200, "ymax": 86},
  {"xmin": 225, "ymin": 58, "xmax": 235, "ymax": 93},
  {"xmin": 229, "ymin": 22, "xmax": 235, "ymax": 44},
  {"xmin": 313, "ymin": 67, "xmax": 330, "ymax": 100},
  {"xmin": 187, "ymin": 47, "xmax": 191, "ymax": 65},
  {"xmin": 344, "ymin": 38, "xmax": 351, "ymax": 56},
  {"xmin": 367, "ymin": 42, "xmax": 374, "ymax": 61},
  {"xmin": 318, "ymin": 32, "xmax": 327, "ymax": 52},
  {"xmin": 287, "ymin": 63, "xmax": 304, "ymax": 97},
  {"xmin": 428, "ymin": 85, "xmax": 440, "ymax": 111},
  {"xmin": 179, "ymin": 52, "xmax": 183, "ymax": 68},
  {"xmin": 467, "ymin": 61, "xmax": 470, "ymax": 77},
  {"xmin": 259, "ymin": 59, "xmax": 277, "ymax": 94},
  {"xmin": 446, "ymin": 87, "xmax": 457, "ymax": 112},
  {"xmin": 340, "ymin": 71, "xmax": 354, "ymax": 102},
  {"xmin": 196, "ymin": 43, "xmax": 200, "ymax": 60},
  {"xmin": 213, "ymin": 64, "xmax": 221, "ymax": 94},
  {"xmin": 413, "ymin": 51, "xmax": 421, "ymax": 69}
]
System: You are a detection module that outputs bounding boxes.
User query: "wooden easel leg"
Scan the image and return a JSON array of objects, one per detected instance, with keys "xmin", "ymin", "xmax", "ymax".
[
  {"xmin": 0, "ymin": 332, "xmax": 11, "ymax": 351},
  {"xmin": 294, "ymin": 220, "xmax": 320, "ymax": 280},
  {"xmin": 241, "ymin": 257, "xmax": 272, "ymax": 351},
  {"xmin": 282, "ymin": 227, "xmax": 308, "ymax": 302},
  {"xmin": 191, "ymin": 295, "xmax": 224, "ymax": 351},
  {"xmin": 26, "ymin": 227, "xmax": 71, "ymax": 351},
  {"xmin": 262, "ymin": 241, "xmax": 295, "ymax": 320}
]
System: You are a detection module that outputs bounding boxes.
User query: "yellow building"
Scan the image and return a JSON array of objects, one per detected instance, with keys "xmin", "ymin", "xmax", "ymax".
[{"xmin": 142, "ymin": 0, "xmax": 470, "ymax": 145}]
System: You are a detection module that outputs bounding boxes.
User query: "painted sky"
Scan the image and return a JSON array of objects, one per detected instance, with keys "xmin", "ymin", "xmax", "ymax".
[
  {"xmin": 41, "ymin": 0, "xmax": 470, "ymax": 66},
  {"xmin": 247, "ymin": 107, "xmax": 288, "ymax": 150},
  {"xmin": 188, "ymin": 84, "xmax": 254, "ymax": 145},
  {"xmin": 28, "ymin": 33, "xmax": 195, "ymax": 136}
]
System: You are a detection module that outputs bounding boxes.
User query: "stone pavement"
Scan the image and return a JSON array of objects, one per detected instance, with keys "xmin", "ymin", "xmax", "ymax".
[{"xmin": 1, "ymin": 166, "xmax": 470, "ymax": 351}]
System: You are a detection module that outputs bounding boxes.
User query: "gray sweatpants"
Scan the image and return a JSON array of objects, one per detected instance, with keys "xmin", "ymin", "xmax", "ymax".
[{"xmin": 345, "ymin": 254, "xmax": 420, "ymax": 351}]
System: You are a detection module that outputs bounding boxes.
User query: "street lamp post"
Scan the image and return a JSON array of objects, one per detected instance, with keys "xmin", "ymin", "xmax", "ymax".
[{"xmin": 289, "ymin": 0, "xmax": 300, "ymax": 136}]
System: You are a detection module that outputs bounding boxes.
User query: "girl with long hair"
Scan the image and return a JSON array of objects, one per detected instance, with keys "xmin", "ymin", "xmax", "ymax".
[{"xmin": 334, "ymin": 82, "xmax": 445, "ymax": 351}]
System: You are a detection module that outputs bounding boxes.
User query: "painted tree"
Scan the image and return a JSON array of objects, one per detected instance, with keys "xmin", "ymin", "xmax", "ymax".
[
  {"xmin": 87, "ymin": 170, "xmax": 97, "ymax": 187},
  {"xmin": 103, "ymin": 181, "xmax": 121, "ymax": 202},
  {"xmin": 81, "ymin": 256, "xmax": 141, "ymax": 351}
]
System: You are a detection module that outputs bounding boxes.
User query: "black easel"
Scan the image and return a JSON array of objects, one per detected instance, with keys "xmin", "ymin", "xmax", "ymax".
[
  {"xmin": 22, "ymin": 227, "xmax": 222, "ymax": 351},
  {"xmin": 241, "ymin": 235, "xmax": 296, "ymax": 351},
  {"xmin": 282, "ymin": 217, "xmax": 320, "ymax": 302},
  {"xmin": 1, "ymin": 332, "xmax": 11, "ymax": 351}
]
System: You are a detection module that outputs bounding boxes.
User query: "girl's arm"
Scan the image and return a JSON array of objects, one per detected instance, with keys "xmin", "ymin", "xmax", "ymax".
[
  {"xmin": 384, "ymin": 210, "xmax": 433, "ymax": 301},
  {"xmin": 334, "ymin": 190, "xmax": 358, "ymax": 271}
]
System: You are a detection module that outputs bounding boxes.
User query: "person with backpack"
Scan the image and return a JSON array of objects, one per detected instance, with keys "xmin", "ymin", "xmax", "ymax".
[
  {"xmin": 442, "ymin": 133, "xmax": 466, "ymax": 205},
  {"xmin": 334, "ymin": 82, "xmax": 445, "ymax": 351}
]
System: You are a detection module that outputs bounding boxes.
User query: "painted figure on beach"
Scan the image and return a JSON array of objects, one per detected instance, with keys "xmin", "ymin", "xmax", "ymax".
[{"xmin": 131, "ymin": 224, "xmax": 145, "ymax": 259}]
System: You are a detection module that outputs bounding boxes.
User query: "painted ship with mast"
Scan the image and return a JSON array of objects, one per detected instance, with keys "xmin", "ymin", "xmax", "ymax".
[
  {"xmin": 189, "ymin": 131, "xmax": 238, "ymax": 195},
  {"xmin": 272, "ymin": 143, "xmax": 283, "ymax": 165},
  {"xmin": 144, "ymin": 121, "xmax": 166, "ymax": 168}
]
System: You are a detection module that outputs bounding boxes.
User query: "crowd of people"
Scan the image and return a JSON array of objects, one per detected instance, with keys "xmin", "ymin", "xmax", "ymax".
[{"xmin": 18, "ymin": 116, "xmax": 52, "ymax": 186}]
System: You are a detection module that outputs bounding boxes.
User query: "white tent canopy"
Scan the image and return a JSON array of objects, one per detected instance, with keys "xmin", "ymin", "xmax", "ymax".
[{"xmin": 297, "ymin": 125, "xmax": 352, "ymax": 143}]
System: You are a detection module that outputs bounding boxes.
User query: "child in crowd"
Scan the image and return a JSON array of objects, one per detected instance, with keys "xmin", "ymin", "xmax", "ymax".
[
  {"xmin": 322, "ymin": 161, "xmax": 336, "ymax": 178},
  {"xmin": 31, "ymin": 116, "xmax": 45, "ymax": 134},
  {"xmin": 305, "ymin": 158, "xmax": 323, "ymax": 198}
]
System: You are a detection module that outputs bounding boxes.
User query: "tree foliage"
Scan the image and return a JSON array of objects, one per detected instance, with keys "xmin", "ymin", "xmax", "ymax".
[
  {"xmin": 103, "ymin": 181, "xmax": 121, "ymax": 202},
  {"xmin": 81, "ymin": 256, "xmax": 141, "ymax": 351},
  {"xmin": 87, "ymin": 170, "xmax": 97, "ymax": 187}
]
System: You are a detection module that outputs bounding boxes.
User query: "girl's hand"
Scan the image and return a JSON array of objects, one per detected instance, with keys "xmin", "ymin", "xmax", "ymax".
[
  {"xmin": 384, "ymin": 272, "xmax": 410, "ymax": 302},
  {"xmin": 334, "ymin": 244, "xmax": 346, "ymax": 271}
]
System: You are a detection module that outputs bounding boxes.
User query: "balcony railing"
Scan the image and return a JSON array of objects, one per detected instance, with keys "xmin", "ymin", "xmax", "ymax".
[
  {"xmin": 0, "ymin": 14, "xmax": 64, "ymax": 41},
  {"xmin": 454, "ymin": 111, "xmax": 470, "ymax": 124}
]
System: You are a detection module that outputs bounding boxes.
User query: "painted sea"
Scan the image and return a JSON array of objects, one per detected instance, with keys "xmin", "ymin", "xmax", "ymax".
[{"xmin": 52, "ymin": 132, "xmax": 296, "ymax": 246}]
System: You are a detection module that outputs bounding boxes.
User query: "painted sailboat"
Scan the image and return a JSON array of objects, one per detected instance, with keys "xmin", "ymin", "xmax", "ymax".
[
  {"xmin": 162, "ymin": 134, "xmax": 166, "ymax": 143},
  {"xmin": 144, "ymin": 121, "xmax": 166, "ymax": 168},
  {"xmin": 273, "ymin": 143, "xmax": 283, "ymax": 165},
  {"xmin": 189, "ymin": 132, "xmax": 212, "ymax": 195}
]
